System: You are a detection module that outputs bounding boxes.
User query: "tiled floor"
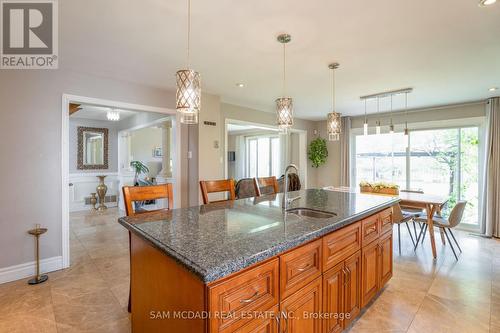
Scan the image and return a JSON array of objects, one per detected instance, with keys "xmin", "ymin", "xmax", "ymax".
[{"xmin": 0, "ymin": 208, "xmax": 499, "ymax": 332}]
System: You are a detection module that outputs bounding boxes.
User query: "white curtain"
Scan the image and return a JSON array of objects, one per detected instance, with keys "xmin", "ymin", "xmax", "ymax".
[
  {"xmin": 481, "ymin": 97, "xmax": 500, "ymax": 238},
  {"xmin": 340, "ymin": 116, "xmax": 351, "ymax": 187}
]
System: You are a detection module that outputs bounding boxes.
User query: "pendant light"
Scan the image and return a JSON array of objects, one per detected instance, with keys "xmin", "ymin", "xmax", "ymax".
[
  {"xmin": 375, "ymin": 97, "xmax": 381, "ymax": 135},
  {"xmin": 327, "ymin": 63, "xmax": 341, "ymax": 141},
  {"xmin": 176, "ymin": 0, "xmax": 201, "ymax": 124},
  {"xmin": 389, "ymin": 95, "xmax": 394, "ymax": 134},
  {"xmin": 404, "ymin": 92, "xmax": 409, "ymax": 136},
  {"xmin": 363, "ymin": 99, "xmax": 368, "ymax": 136},
  {"xmin": 276, "ymin": 34, "xmax": 293, "ymax": 134}
]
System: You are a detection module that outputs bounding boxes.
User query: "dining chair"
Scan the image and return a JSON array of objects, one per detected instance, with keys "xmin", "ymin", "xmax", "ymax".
[
  {"xmin": 400, "ymin": 189, "xmax": 425, "ymax": 240},
  {"xmin": 393, "ymin": 203, "xmax": 420, "ymax": 255},
  {"xmin": 257, "ymin": 176, "xmax": 280, "ymax": 196},
  {"xmin": 122, "ymin": 183, "xmax": 174, "ymax": 215},
  {"xmin": 122, "ymin": 183, "xmax": 174, "ymax": 313},
  {"xmin": 414, "ymin": 201, "xmax": 466, "ymax": 260},
  {"xmin": 235, "ymin": 178, "xmax": 259, "ymax": 199},
  {"xmin": 200, "ymin": 179, "xmax": 236, "ymax": 204}
]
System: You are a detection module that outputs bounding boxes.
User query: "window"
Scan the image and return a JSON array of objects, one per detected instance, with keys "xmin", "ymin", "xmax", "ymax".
[
  {"xmin": 354, "ymin": 127, "xmax": 480, "ymax": 227},
  {"xmin": 246, "ymin": 136, "xmax": 280, "ymax": 178}
]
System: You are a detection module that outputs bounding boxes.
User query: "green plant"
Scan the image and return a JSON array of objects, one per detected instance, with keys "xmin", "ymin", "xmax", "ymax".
[
  {"xmin": 308, "ymin": 137, "xmax": 328, "ymax": 168},
  {"xmin": 130, "ymin": 161, "xmax": 149, "ymax": 185}
]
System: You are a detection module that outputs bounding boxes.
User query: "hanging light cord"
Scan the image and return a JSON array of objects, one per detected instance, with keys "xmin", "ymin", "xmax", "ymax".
[
  {"xmin": 364, "ymin": 99, "xmax": 367, "ymax": 123},
  {"xmin": 186, "ymin": 0, "xmax": 191, "ymax": 69},
  {"xmin": 377, "ymin": 97, "xmax": 380, "ymax": 124},
  {"xmin": 332, "ymin": 67, "xmax": 336, "ymax": 111},
  {"xmin": 282, "ymin": 42, "xmax": 286, "ymax": 96},
  {"xmin": 390, "ymin": 95, "xmax": 393, "ymax": 126},
  {"xmin": 405, "ymin": 92, "xmax": 408, "ymax": 128}
]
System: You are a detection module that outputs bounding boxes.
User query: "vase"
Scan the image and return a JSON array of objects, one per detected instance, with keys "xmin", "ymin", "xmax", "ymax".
[
  {"xmin": 96, "ymin": 176, "xmax": 108, "ymax": 211},
  {"xmin": 90, "ymin": 193, "xmax": 97, "ymax": 210}
]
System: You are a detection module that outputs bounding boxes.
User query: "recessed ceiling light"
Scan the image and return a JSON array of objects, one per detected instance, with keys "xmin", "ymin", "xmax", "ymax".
[
  {"xmin": 489, "ymin": 87, "xmax": 498, "ymax": 92},
  {"xmin": 236, "ymin": 83, "xmax": 244, "ymax": 88},
  {"xmin": 479, "ymin": 0, "xmax": 497, "ymax": 7}
]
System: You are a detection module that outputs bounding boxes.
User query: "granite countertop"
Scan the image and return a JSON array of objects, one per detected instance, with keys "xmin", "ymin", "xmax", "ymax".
[{"xmin": 119, "ymin": 189, "xmax": 399, "ymax": 283}]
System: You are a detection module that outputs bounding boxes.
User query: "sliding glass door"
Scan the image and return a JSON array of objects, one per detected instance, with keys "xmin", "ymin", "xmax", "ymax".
[{"xmin": 354, "ymin": 127, "xmax": 480, "ymax": 228}]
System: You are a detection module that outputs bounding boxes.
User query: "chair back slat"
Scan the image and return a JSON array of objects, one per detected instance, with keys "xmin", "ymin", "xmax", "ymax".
[
  {"xmin": 257, "ymin": 176, "xmax": 279, "ymax": 196},
  {"xmin": 200, "ymin": 179, "xmax": 236, "ymax": 204},
  {"xmin": 122, "ymin": 184, "xmax": 173, "ymax": 216}
]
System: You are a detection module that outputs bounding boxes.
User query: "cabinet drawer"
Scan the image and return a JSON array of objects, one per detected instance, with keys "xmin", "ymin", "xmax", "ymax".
[
  {"xmin": 361, "ymin": 214, "xmax": 380, "ymax": 246},
  {"xmin": 209, "ymin": 259, "xmax": 279, "ymax": 333},
  {"xmin": 232, "ymin": 306, "xmax": 278, "ymax": 333},
  {"xmin": 379, "ymin": 208, "xmax": 393, "ymax": 236},
  {"xmin": 323, "ymin": 221, "xmax": 361, "ymax": 271},
  {"xmin": 280, "ymin": 239, "xmax": 322, "ymax": 300}
]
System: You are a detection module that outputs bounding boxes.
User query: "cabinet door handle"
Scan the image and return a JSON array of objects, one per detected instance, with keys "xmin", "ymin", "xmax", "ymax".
[
  {"xmin": 297, "ymin": 263, "xmax": 310, "ymax": 272},
  {"xmin": 345, "ymin": 267, "xmax": 351, "ymax": 285},
  {"xmin": 240, "ymin": 291, "xmax": 259, "ymax": 303},
  {"xmin": 342, "ymin": 267, "xmax": 348, "ymax": 285}
]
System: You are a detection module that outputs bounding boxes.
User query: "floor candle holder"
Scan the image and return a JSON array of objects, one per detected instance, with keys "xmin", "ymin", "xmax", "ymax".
[{"xmin": 28, "ymin": 224, "xmax": 48, "ymax": 285}]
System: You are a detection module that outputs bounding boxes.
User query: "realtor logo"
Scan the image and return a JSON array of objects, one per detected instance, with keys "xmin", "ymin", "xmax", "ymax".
[{"xmin": 1, "ymin": 0, "xmax": 58, "ymax": 69}]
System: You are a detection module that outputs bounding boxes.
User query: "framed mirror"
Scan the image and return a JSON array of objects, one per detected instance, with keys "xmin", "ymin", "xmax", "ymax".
[{"xmin": 77, "ymin": 126, "xmax": 109, "ymax": 169}]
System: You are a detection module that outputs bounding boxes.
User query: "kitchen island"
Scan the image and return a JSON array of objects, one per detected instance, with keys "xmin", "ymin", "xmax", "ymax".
[{"xmin": 119, "ymin": 189, "xmax": 399, "ymax": 333}]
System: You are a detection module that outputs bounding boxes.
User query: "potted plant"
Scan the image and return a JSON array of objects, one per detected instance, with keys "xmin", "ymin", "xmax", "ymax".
[
  {"xmin": 130, "ymin": 161, "xmax": 149, "ymax": 186},
  {"xmin": 308, "ymin": 137, "xmax": 328, "ymax": 168},
  {"xmin": 359, "ymin": 181, "xmax": 399, "ymax": 195}
]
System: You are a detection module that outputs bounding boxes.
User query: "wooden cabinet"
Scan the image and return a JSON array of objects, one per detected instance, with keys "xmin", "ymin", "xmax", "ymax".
[
  {"xmin": 209, "ymin": 259, "xmax": 279, "ymax": 333},
  {"xmin": 361, "ymin": 239, "xmax": 379, "ymax": 307},
  {"xmin": 379, "ymin": 208, "xmax": 393, "ymax": 236},
  {"xmin": 343, "ymin": 251, "xmax": 361, "ymax": 327},
  {"xmin": 280, "ymin": 239, "xmax": 322, "ymax": 300},
  {"xmin": 323, "ymin": 263, "xmax": 344, "ymax": 333},
  {"xmin": 361, "ymin": 211, "xmax": 393, "ymax": 308},
  {"xmin": 361, "ymin": 214, "xmax": 380, "ymax": 246},
  {"xmin": 322, "ymin": 251, "xmax": 361, "ymax": 333},
  {"xmin": 379, "ymin": 232, "xmax": 393, "ymax": 287},
  {"xmin": 233, "ymin": 306, "xmax": 279, "ymax": 333},
  {"xmin": 323, "ymin": 222, "xmax": 361, "ymax": 271},
  {"xmin": 280, "ymin": 277, "xmax": 322, "ymax": 333}
]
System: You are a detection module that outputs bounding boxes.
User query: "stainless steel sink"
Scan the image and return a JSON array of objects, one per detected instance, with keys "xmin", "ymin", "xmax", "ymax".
[{"xmin": 287, "ymin": 208, "xmax": 336, "ymax": 219}]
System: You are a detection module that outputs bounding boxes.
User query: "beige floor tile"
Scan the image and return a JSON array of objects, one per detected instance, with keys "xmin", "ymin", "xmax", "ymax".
[{"xmin": 407, "ymin": 294, "xmax": 490, "ymax": 333}]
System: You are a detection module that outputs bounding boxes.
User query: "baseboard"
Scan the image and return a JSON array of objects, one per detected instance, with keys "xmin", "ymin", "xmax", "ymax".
[{"xmin": 0, "ymin": 256, "xmax": 63, "ymax": 284}]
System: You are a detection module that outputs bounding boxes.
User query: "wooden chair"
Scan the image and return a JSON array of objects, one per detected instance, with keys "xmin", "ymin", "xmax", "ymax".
[
  {"xmin": 122, "ymin": 183, "xmax": 174, "ymax": 313},
  {"xmin": 122, "ymin": 183, "xmax": 174, "ymax": 216},
  {"xmin": 200, "ymin": 179, "xmax": 236, "ymax": 204},
  {"xmin": 257, "ymin": 176, "xmax": 279, "ymax": 196}
]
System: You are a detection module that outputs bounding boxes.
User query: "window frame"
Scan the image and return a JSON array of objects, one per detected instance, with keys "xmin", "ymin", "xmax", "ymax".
[{"xmin": 245, "ymin": 134, "xmax": 280, "ymax": 179}]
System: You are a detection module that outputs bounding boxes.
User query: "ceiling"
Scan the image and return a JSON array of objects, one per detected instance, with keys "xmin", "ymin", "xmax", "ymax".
[
  {"xmin": 71, "ymin": 105, "xmax": 139, "ymax": 121},
  {"xmin": 61, "ymin": 0, "xmax": 500, "ymax": 120}
]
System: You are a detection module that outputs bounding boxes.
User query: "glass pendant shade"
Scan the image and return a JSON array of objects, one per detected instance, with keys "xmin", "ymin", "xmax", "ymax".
[
  {"xmin": 327, "ymin": 112, "xmax": 341, "ymax": 141},
  {"xmin": 176, "ymin": 69, "xmax": 201, "ymax": 124},
  {"xmin": 276, "ymin": 97, "xmax": 293, "ymax": 133},
  {"xmin": 363, "ymin": 122, "xmax": 368, "ymax": 136}
]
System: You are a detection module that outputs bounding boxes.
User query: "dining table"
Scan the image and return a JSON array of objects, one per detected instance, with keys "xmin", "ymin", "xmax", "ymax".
[{"xmin": 398, "ymin": 191, "xmax": 449, "ymax": 259}]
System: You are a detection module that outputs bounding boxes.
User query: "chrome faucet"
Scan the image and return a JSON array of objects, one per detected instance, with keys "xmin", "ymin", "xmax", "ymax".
[{"xmin": 283, "ymin": 164, "xmax": 301, "ymax": 210}]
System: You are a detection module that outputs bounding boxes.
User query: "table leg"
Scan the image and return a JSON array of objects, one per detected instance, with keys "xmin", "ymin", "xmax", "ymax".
[
  {"xmin": 440, "ymin": 228, "xmax": 446, "ymax": 245},
  {"xmin": 426, "ymin": 203, "xmax": 437, "ymax": 259}
]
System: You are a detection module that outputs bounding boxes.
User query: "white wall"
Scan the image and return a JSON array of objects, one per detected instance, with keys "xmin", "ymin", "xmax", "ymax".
[
  {"xmin": 129, "ymin": 127, "xmax": 163, "ymax": 178},
  {"xmin": 69, "ymin": 118, "xmax": 119, "ymax": 173}
]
